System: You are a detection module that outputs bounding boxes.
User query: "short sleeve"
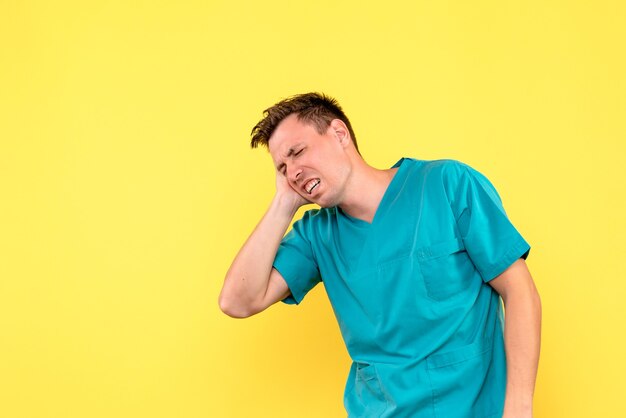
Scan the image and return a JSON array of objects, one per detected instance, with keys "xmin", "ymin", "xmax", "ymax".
[
  {"xmin": 449, "ymin": 163, "xmax": 531, "ymax": 282},
  {"xmin": 273, "ymin": 211, "xmax": 322, "ymax": 305}
]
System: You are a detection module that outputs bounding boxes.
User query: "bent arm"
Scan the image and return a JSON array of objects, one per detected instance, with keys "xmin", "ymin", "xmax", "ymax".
[
  {"xmin": 218, "ymin": 194, "xmax": 299, "ymax": 318},
  {"xmin": 488, "ymin": 258, "xmax": 542, "ymax": 418}
]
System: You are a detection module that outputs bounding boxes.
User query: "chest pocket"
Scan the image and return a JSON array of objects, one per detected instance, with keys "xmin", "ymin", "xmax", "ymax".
[{"xmin": 417, "ymin": 237, "xmax": 475, "ymax": 301}]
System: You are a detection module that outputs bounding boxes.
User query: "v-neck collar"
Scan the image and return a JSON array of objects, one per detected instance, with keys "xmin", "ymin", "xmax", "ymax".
[{"xmin": 338, "ymin": 158, "xmax": 409, "ymax": 227}]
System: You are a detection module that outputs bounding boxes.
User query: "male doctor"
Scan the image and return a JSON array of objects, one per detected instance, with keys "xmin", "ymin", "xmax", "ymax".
[{"xmin": 219, "ymin": 92, "xmax": 541, "ymax": 418}]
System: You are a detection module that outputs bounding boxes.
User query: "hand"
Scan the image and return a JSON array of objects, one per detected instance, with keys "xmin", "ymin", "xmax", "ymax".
[{"xmin": 274, "ymin": 170, "xmax": 310, "ymax": 214}]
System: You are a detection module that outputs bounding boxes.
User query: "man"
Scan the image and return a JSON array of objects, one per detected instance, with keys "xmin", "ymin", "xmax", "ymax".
[{"xmin": 219, "ymin": 92, "xmax": 541, "ymax": 418}]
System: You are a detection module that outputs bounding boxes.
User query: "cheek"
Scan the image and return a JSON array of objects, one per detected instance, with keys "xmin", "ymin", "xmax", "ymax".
[{"xmin": 333, "ymin": 161, "xmax": 351, "ymax": 181}]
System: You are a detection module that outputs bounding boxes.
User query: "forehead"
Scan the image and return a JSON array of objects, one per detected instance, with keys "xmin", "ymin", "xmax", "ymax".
[{"xmin": 268, "ymin": 114, "xmax": 315, "ymax": 157}]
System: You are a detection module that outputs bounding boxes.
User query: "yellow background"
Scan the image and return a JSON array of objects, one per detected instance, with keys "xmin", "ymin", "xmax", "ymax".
[{"xmin": 1, "ymin": 1, "xmax": 624, "ymax": 417}]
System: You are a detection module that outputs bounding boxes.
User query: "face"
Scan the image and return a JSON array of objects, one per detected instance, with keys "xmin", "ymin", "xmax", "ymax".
[{"xmin": 268, "ymin": 114, "xmax": 353, "ymax": 207}]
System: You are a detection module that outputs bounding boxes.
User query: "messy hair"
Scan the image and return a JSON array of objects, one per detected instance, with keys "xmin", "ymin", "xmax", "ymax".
[{"xmin": 250, "ymin": 92, "xmax": 358, "ymax": 152}]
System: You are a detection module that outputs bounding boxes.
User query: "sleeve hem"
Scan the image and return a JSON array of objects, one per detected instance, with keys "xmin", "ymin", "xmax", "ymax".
[
  {"xmin": 273, "ymin": 264, "xmax": 305, "ymax": 305},
  {"xmin": 482, "ymin": 239, "xmax": 531, "ymax": 283}
]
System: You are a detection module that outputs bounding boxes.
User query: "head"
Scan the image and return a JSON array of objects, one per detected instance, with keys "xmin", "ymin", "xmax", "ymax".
[
  {"xmin": 250, "ymin": 92, "xmax": 359, "ymax": 153},
  {"xmin": 251, "ymin": 93, "xmax": 360, "ymax": 207}
]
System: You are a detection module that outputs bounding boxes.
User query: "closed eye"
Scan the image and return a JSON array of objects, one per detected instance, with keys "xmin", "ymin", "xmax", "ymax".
[{"xmin": 277, "ymin": 147, "xmax": 304, "ymax": 175}]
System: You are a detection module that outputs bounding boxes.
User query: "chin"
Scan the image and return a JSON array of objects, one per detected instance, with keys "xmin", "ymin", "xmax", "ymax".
[
  {"xmin": 314, "ymin": 196, "xmax": 336, "ymax": 209},
  {"xmin": 310, "ymin": 187, "xmax": 339, "ymax": 208}
]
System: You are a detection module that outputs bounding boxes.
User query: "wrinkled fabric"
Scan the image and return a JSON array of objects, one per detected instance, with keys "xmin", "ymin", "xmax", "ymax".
[{"xmin": 273, "ymin": 158, "xmax": 530, "ymax": 418}]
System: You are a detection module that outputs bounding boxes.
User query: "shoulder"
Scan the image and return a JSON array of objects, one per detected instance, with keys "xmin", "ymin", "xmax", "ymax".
[
  {"xmin": 401, "ymin": 158, "xmax": 489, "ymax": 208},
  {"xmin": 291, "ymin": 206, "xmax": 337, "ymax": 235},
  {"xmin": 301, "ymin": 206, "xmax": 336, "ymax": 222},
  {"xmin": 401, "ymin": 157, "xmax": 473, "ymax": 184},
  {"xmin": 426, "ymin": 158, "xmax": 470, "ymax": 174}
]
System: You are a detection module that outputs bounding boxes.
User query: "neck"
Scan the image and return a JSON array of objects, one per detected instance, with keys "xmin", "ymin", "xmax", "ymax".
[{"xmin": 339, "ymin": 159, "xmax": 399, "ymax": 223}]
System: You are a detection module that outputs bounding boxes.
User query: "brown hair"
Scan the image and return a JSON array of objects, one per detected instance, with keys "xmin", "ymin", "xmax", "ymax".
[{"xmin": 250, "ymin": 92, "xmax": 359, "ymax": 152}]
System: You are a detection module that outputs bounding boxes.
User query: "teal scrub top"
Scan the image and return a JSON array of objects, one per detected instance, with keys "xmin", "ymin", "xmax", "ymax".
[{"xmin": 273, "ymin": 158, "xmax": 531, "ymax": 418}]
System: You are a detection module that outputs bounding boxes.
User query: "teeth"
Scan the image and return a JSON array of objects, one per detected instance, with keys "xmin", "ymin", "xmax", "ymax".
[{"xmin": 305, "ymin": 179, "xmax": 320, "ymax": 194}]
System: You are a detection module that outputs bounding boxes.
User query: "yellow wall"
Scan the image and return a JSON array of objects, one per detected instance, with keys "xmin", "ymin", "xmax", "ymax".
[{"xmin": 1, "ymin": 1, "xmax": 624, "ymax": 417}]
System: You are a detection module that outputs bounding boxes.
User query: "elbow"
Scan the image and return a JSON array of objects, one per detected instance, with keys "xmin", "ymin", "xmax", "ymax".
[{"xmin": 218, "ymin": 291, "xmax": 257, "ymax": 319}]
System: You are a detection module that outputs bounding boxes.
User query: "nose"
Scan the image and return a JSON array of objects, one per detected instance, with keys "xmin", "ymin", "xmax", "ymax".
[{"xmin": 286, "ymin": 166, "xmax": 303, "ymax": 184}]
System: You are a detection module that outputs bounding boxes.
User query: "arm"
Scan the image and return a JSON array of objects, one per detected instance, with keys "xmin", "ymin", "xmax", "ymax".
[
  {"xmin": 488, "ymin": 258, "xmax": 542, "ymax": 418},
  {"xmin": 218, "ymin": 174, "xmax": 309, "ymax": 318}
]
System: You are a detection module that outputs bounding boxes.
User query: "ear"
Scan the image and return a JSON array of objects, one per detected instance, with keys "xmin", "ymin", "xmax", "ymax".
[{"xmin": 330, "ymin": 119, "xmax": 350, "ymax": 148}]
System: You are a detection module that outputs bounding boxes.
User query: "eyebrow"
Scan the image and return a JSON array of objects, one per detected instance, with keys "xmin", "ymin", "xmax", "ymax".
[{"xmin": 275, "ymin": 145, "xmax": 299, "ymax": 172}]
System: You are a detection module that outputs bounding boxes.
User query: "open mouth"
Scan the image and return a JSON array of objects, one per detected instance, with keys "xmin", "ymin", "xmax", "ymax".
[{"xmin": 304, "ymin": 179, "xmax": 320, "ymax": 194}]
